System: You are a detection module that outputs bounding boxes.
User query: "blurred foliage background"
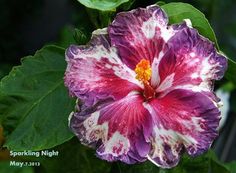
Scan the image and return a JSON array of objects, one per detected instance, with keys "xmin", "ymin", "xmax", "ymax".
[
  {"xmin": 1, "ymin": 0, "xmax": 236, "ymax": 77},
  {"xmin": 0, "ymin": 0, "xmax": 236, "ymax": 172}
]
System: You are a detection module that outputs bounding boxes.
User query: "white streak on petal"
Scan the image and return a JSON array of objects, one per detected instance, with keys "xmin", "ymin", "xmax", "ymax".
[
  {"xmin": 183, "ymin": 19, "xmax": 192, "ymax": 28},
  {"xmin": 157, "ymin": 84, "xmax": 209, "ymax": 99},
  {"xmin": 139, "ymin": 9, "xmax": 174, "ymax": 42},
  {"xmin": 68, "ymin": 111, "xmax": 74, "ymax": 127},
  {"xmin": 156, "ymin": 73, "xmax": 175, "ymax": 92},
  {"xmin": 189, "ymin": 52, "xmax": 196, "ymax": 58},
  {"xmin": 147, "ymin": 155, "xmax": 162, "ymax": 167},
  {"xmin": 84, "ymin": 111, "xmax": 100, "ymax": 129},
  {"xmin": 191, "ymin": 72, "xmax": 198, "ymax": 79},
  {"xmin": 200, "ymin": 56, "xmax": 214, "ymax": 80},
  {"xmin": 82, "ymin": 111, "xmax": 109, "ymax": 144},
  {"xmin": 92, "ymin": 28, "xmax": 108, "ymax": 35},
  {"xmin": 188, "ymin": 85, "xmax": 209, "ymax": 92},
  {"xmin": 147, "ymin": 125, "xmax": 197, "ymax": 168},
  {"xmin": 127, "ymin": 90, "xmax": 140, "ymax": 96},
  {"xmin": 102, "ymin": 131, "xmax": 130, "ymax": 157},
  {"xmin": 149, "ymin": 126, "xmax": 197, "ymax": 158},
  {"xmin": 181, "ymin": 117, "xmax": 205, "ymax": 132},
  {"xmin": 161, "ymin": 27, "xmax": 174, "ymax": 42},
  {"xmin": 151, "ymin": 58, "xmax": 160, "ymax": 87},
  {"xmin": 196, "ymin": 56, "xmax": 220, "ymax": 90},
  {"xmin": 151, "ymin": 51, "xmax": 164, "ymax": 88},
  {"xmin": 141, "ymin": 18, "xmax": 156, "ymax": 39},
  {"xmin": 164, "ymin": 54, "xmax": 220, "ymax": 94},
  {"xmin": 144, "ymin": 102, "xmax": 202, "ymax": 159},
  {"xmin": 71, "ymin": 44, "xmax": 143, "ymax": 88}
]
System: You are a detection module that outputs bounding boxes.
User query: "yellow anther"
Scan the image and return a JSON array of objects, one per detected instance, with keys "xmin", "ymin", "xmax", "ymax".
[{"xmin": 135, "ymin": 59, "xmax": 152, "ymax": 82}]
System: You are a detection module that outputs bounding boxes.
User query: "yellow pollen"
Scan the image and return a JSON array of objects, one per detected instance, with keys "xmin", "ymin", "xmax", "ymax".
[{"xmin": 135, "ymin": 59, "xmax": 152, "ymax": 82}]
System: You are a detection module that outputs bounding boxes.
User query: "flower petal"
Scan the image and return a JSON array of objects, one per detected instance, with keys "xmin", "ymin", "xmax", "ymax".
[
  {"xmin": 65, "ymin": 29, "xmax": 142, "ymax": 109},
  {"xmin": 108, "ymin": 5, "xmax": 171, "ymax": 69},
  {"xmin": 144, "ymin": 89, "xmax": 220, "ymax": 168},
  {"xmin": 69, "ymin": 93, "xmax": 153, "ymax": 164},
  {"xmin": 155, "ymin": 25, "xmax": 227, "ymax": 95}
]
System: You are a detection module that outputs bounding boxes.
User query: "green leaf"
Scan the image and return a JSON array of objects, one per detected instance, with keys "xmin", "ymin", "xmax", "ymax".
[
  {"xmin": 74, "ymin": 28, "xmax": 89, "ymax": 45},
  {"xmin": 0, "ymin": 45, "xmax": 75, "ymax": 151},
  {"xmin": 161, "ymin": 2, "xmax": 219, "ymax": 50},
  {"xmin": 86, "ymin": 8, "xmax": 115, "ymax": 28},
  {"xmin": 225, "ymin": 58, "xmax": 236, "ymax": 85},
  {"xmin": 207, "ymin": 150, "xmax": 230, "ymax": 173},
  {"xmin": 210, "ymin": 159, "xmax": 230, "ymax": 173},
  {"xmin": 56, "ymin": 26, "xmax": 89, "ymax": 48},
  {"xmin": 225, "ymin": 161, "xmax": 236, "ymax": 173},
  {"xmin": 39, "ymin": 137, "xmax": 111, "ymax": 173},
  {"xmin": 0, "ymin": 161, "xmax": 34, "ymax": 173},
  {"xmin": 161, "ymin": 153, "xmax": 210, "ymax": 173},
  {"xmin": 57, "ymin": 26, "xmax": 78, "ymax": 48},
  {"xmin": 77, "ymin": 0, "xmax": 129, "ymax": 11},
  {"xmin": 110, "ymin": 150, "xmax": 231, "ymax": 173},
  {"xmin": 118, "ymin": 0, "xmax": 135, "ymax": 11},
  {"xmin": 156, "ymin": 1, "xmax": 166, "ymax": 6},
  {"xmin": 0, "ymin": 64, "xmax": 12, "ymax": 80},
  {"xmin": 159, "ymin": 150, "xmax": 230, "ymax": 173},
  {"xmin": 110, "ymin": 161, "xmax": 160, "ymax": 173},
  {"xmin": 220, "ymin": 82, "xmax": 235, "ymax": 92}
]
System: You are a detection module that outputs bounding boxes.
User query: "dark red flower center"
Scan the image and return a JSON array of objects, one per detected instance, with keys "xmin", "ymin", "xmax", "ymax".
[{"xmin": 135, "ymin": 59, "xmax": 156, "ymax": 100}]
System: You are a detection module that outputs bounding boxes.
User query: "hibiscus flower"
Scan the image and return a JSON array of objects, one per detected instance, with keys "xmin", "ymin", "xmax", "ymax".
[{"xmin": 64, "ymin": 5, "xmax": 227, "ymax": 168}]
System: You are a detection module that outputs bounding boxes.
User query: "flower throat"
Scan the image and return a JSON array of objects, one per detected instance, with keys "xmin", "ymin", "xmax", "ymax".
[{"xmin": 135, "ymin": 59, "xmax": 155, "ymax": 100}]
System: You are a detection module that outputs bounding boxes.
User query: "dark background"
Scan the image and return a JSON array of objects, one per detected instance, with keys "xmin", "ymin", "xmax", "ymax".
[{"xmin": 0, "ymin": 0, "xmax": 236, "ymax": 163}]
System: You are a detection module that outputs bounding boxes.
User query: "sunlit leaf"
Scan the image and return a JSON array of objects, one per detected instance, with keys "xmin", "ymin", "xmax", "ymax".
[{"xmin": 77, "ymin": 0, "xmax": 129, "ymax": 11}]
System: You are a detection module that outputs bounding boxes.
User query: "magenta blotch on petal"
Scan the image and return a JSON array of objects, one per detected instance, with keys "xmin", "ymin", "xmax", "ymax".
[
  {"xmin": 65, "ymin": 29, "xmax": 142, "ymax": 110},
  {"xmin": 65, "ymin": 4, "xmax": 227, "ymax": 168},
  {"xmin": 70, "ymin": 94, "xmax": 152, "ymax": 164},
  {"xmin": 144, "ymin": 89, "xmax": 220, "ymax": 168}
]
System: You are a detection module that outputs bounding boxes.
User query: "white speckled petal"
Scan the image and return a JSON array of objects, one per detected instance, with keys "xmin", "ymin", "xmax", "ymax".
[
  {"xmin": 155, "ymin": 25, "xmax": 227, "ymax": 97},
  {"xmin": 144, "ymin": 89, "xmax": 220, "ymax": 168},
  {"xmin": 69, "ymin": 93, "xmax": 153, "ymax": 164},
  {"xmin": 108, "ymin": 5, "xmax": 173, "ymax": 70},
  {"xmin": 65, "ymin": 29, "xmax": 142, "ymax": 110}
]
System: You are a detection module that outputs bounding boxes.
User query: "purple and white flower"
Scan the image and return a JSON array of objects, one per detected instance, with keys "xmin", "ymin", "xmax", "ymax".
[{"xmin": 64, "ymin": 5, "xmax": 227, "ymax": 168}]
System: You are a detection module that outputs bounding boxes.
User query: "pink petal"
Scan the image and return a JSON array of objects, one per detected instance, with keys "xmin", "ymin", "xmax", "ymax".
[
  {"xmin": 155, "ymin": 23, "xmax": 227, "ymax": 95},
  {"xmin": 65, "ymin": 29, "xmax": 142, "ymax": 109},
  {"xmin": 69, "ymin": 93, "xmax": 153, "ymax": 164},
  {"xmin": 144, "ymin": 89, "xmax": 220, "ymax": 168},
  {"xmin": 108, "ymin": 5, "xmax": 172, "ymax": 70}
]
